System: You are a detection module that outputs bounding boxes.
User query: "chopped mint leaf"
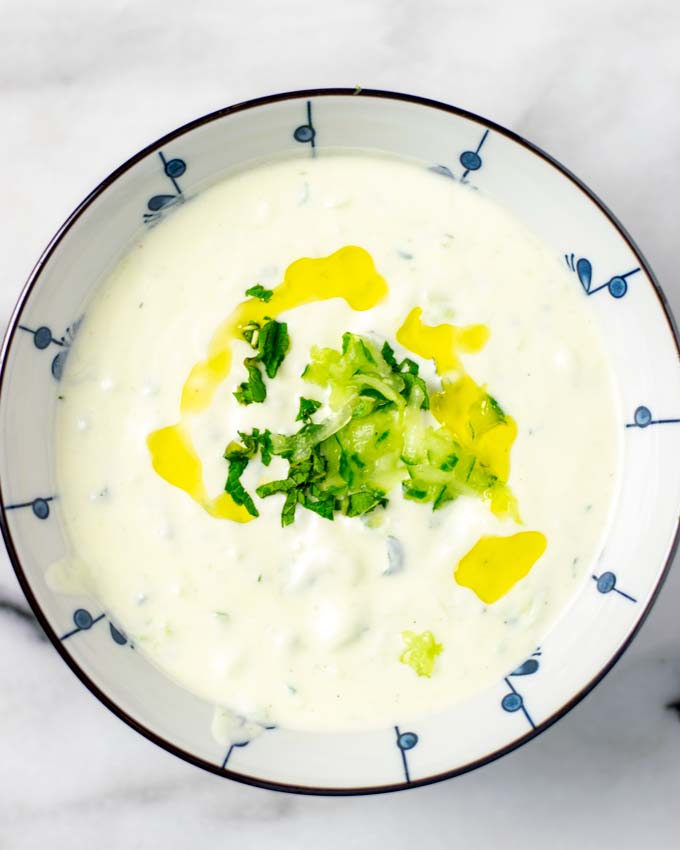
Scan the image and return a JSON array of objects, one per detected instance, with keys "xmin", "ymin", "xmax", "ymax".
[
  {"xmin": 224, "ymin": 456, "xmax": 258, "ymax": 517},
  {"xmin": 381, "ymin": 340, "xmax": 398, "ymax": 370},
  {"xmin": 281, "ymin": 490, "xmax": 299, "ymax": 527},
  {"xmin": 303, "ymin": 494, "xmax": 335, "ymax": 520},
  {"xmin": 233, "ymin": 359, "xmax": 266, "ymax": 405},
  {"xmin": 256, "ymin": 477, "xmax": 295, "ymax": 498},
  {"xmin": 223, "ymin": 428, "xmax": 277, "ymax": 513},
  {"xmin": 399, "ymin": 358, "xmax": 419, "ymax": 376},
  {"xmin": 253, "ymin": 428, "xmax": 273, "ymax": 466},
  {"xmin": 296, "ymin": 396, "xmax": 322, "ymax": 422},
  {"xmin": 226, "ymin": 427, "xmax": 273, "ymax": 466},
  {"xmin": 234, "ymin": 319, "xmax": 289, "ymax": 405},
  {"xmin": 258, "ymin": 319, "xmax": 290, "ymax": 379},
  {"xmin": 256, "ymin": 445, "xmax": 331, "ymax": 527},
  {"xmin": 245, "ymin": 284, "xmax": 274, "ymax": 302}
]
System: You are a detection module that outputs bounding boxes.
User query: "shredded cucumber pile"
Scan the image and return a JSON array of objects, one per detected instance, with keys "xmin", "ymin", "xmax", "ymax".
[
  {"xmin": 400, "ymin": 630, "xmax": 443, "ymax": 678},
  {"xmin": 225, "ymin": 331, "xmax": 511, "ymax": 528}
]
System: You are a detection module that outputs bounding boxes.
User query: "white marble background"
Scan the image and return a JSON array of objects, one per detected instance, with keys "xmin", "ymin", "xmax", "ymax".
[{"xmin": 1, "ymin": 0, "xmax": 680, "ymax": 846}]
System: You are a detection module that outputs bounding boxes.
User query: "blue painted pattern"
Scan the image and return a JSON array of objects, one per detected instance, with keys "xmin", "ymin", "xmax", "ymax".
[
  {"xmin": 500, "ymin": 649, "xmax": 541, "ymax": 729},
  {"xmin": 60, "ymin": 608, "xmax": 129, "ymax": 645},
  {"xmin": 431, "ymin": 128, "xmax": 490, "ymax": 184},
  {"xmin": 564, "ymin": 253, "xmax": 640, "ymax": 298},
  {"xmin": 18, "ymin": 318, "xmax": 81, "ymax": 380},
  {"xmin": 592, "ymin": 572, "xmax": 637, "ymax": 603},
  {"xmin": 6, "ymin": 496, "xmax": 53, "ymax": 519},
  {"xmin": 626, "ymin": 405, "xmax": 680, "ymax": 429},
  {"xmin": 394, "ymin": 725, "xmax": 419, "ymax": 782},
  {"xmin": 293, "ymin": 100, "xmax": 316, "ymax": 155},
  {"xmin": 221, "ymin": 722, "xmax": 276, "ymax": 770},
  {"xmin": 144, "ymin": 151, "xmax": 187, "ymax": 224},
  {"xmin": 460, "ymin": 128, "xmax": 489, "ymax": 179}
]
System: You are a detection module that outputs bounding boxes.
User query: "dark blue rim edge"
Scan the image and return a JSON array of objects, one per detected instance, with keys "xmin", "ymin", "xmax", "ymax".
[{"xmin": 0, "ymin": 87, "xmax": 678, "ymax": 797}]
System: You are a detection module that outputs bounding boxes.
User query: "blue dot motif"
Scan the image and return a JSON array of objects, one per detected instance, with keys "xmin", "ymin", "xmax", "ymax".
[
  {"xmin": 459, "ymin": 150, "xmax": 482, "ymax": 172},
  {"xmin": 502, "ymin": 692, "xmax": 523, "ymax": 712},
  {"xmin": 164, "ymin": 158, "xmax": 186, "ymax": 179},
  {"xmin": 60, "ymin": 609, "xmax": 132, "ymax": 644},
  {"xmin": 32, "ymin": 498, "xmax": 50, "ymax": 519},
  {"xmin": 33, "ymin": 326, "xmax": 53, "ymax": 350},
  {"xmin": 143, "ymin": 151, "xmax": 186, "ymax": 225},
  {"xmin": 608, "ymin": 277, "xmax": 627, "ymax": 298},
  {"xmin": 397, "ymin": 732, "xmax": 418, "ymax": 750},
  {"xmin": 294, "ymin": 125, "xmax": 315, "ymax": 143},
  {"xmin": 634, "ymin": 406, "xmax": 652, "ymax": 427},
  {"xmin": 565, "ymin": 254, "xmax": 641, "ymax": 298},
  {"xmin": 596, "ymin": 571, "xmax": 617, "ymax": 594},
  {"xmin": 73, "ymin": 608, "xmax": 94, "ymax": 630},
  {"xmin": 19, "ymin": 320, "xmax": 80, "ymax": 381}
]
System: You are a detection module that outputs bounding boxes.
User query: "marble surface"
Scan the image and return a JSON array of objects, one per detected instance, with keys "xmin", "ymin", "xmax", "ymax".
[{"xmin": 2, "ymin": 0, "xmax": 680, "ymax": 846}]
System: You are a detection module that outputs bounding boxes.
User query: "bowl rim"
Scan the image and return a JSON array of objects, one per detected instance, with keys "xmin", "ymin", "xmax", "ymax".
[{"xmin": 1, "ymin": 87, "xmax": 679, "ymax": 796}]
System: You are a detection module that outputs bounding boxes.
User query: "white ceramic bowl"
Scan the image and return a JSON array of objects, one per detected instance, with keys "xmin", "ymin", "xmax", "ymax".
[{"xmin": 2, "ymin": 89, "xmax": 679, "ymax": 795}]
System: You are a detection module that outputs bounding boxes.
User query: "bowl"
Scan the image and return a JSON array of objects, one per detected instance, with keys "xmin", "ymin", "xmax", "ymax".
[{"xmin": 2, "ymin": 89, "xmax": 679, "ymax": 795}]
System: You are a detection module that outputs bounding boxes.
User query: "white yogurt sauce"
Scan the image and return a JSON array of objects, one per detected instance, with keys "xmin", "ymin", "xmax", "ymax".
[{"xmin": 55, "ymin": 153, "xmax": 620, "ymax": 732}]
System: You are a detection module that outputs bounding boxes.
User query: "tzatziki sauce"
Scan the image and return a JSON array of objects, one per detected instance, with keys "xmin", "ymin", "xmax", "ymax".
[{"xmin": 54, "ymin": 153, "xmax": 620, "ymax": 732}]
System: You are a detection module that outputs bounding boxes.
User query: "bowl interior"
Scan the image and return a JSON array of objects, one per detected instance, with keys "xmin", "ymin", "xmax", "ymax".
[{"xmin": 2, "ymin": 90, "xmax": 679, "ymax": 794}]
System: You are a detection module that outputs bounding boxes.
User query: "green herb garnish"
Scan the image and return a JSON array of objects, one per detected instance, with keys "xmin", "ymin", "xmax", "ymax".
[
  {"xmin": 226, "ymin": 330, "xmax": 511, "ymax": 527},
  {"xmin": 257, "ymin": 319, "xmax": 290, "ymax": 379},
  {"xmin": 223, "ymin": 428, "xmax": 274, "ymax": 515},
  {"xmin": 234, "ymin": 359, "xmax": 267, "ymax": 406},
  {"xmin": 245, "ymin": 284, "xmax": 274, "ymax": 302},
  {"xmin": 226, "ymin": 427, "xmax": 273, "ymax": 466},
  {"xmin": 256, "ymin": 441, "xmax": 329, "ymax": 526},
  {"xmin": 233, "ymin": 318, "xmax": 290, "ymax": 405},
  {"xmin": 296, "ymin": 397, "xmax": 322, "ymax": 423},
  {"xmin": 224, "ymin": 456, "xmax": 258, "ymax": 517}
]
